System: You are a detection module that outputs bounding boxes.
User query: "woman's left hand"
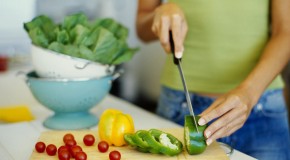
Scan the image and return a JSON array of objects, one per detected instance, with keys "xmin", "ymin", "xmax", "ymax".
[{"xmin": 198, "ymin": 87, "xmax": 256, "ymax": 145}]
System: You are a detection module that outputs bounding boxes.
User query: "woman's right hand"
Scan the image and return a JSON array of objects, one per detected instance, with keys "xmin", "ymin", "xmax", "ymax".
[{"xmin": 152, "ymin": 2, "xmax": 188, "ymax": 58}]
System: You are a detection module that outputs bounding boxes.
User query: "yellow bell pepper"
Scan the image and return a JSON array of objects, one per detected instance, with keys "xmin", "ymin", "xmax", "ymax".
[
  {"xmin": 0, "ymin": 105, "xmax": 34, "ymax": 123},
  {"xmin": 98, "ymin": 109, "xmax": 135, "ymax": 146}
]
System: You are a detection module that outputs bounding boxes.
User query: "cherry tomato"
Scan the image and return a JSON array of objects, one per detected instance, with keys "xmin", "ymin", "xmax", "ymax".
[
  {"xmin": 75, "ymin": 151, "xmax": 87, "ymax": 160},
  {"xmin": 65, "ymin": 139, "xmax": 77, "ymax": 148},
  {"xmin": 98, "ymin": 141, "xmax": 109, "ymax": 153},
  {"xmin": 58, "ymin": 150, "xmax": 71, "ymax": 160},
  {"xmin": 70, "ymin": 145, "xmax": 82, "ymax": 158},
  {"xmin": 46, "ymin": 144, "xmax": 57, "ymax": 156},
  {"xmin": 109, "ymin": 150, "xmax": 121, "ymax": 160},
  {"xmin": 58, "ymin": 145, "xmax": 69, "ymax": 154},
  {"xmin": 35, "ymin": 141, "xmax": 46, "ymax": 153},
  {"xmin": 83, "ymin": 134, "xmax": 95, "ymax": 146},
  {"xmin": 63, "ymin": 133, "xmax": 74, "ymax": 143}
]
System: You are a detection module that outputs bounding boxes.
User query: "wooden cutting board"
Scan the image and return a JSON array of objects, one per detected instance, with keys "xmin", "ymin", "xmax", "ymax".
[{"xmin": 30, "ymin": 128, "xmax": 229, "ymax": 160}]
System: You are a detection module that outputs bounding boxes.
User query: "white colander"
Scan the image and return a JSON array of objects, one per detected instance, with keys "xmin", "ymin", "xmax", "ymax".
[{"xmin": 31, "ymin": 45, "xmax": 115, "ymax": 78}]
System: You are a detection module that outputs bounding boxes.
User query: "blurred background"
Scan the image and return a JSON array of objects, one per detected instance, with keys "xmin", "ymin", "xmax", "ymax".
[
  {"xmin": 1, "ymin": 0, "xmax": 290, "ymax": 117},
  {"xmin": 0, "ymin": 0, "xmax": 167, "ymax": 113}
]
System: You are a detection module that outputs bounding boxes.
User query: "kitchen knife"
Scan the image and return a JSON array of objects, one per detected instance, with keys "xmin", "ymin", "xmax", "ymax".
[{"xmin": 169, "ymin": 31, "xmax": 199, "ymax": 133}]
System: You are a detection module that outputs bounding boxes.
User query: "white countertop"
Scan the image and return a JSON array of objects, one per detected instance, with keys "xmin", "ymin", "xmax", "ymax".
[{"xmin": 0, "ymin": 64, "xmax": 256, "ymax": 160}]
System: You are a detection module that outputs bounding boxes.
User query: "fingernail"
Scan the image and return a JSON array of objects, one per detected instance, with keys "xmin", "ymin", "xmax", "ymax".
[
  {"xmin": 205, "ymin": 131, "xmax": 211, "ymax": 138},
  {"xmin": 206, "ymin": 139, "xmax": 212, "ymax": 146},
  {"xmin": 198, "ymin": 118, "xmax": 206, "ymax": 126},
  {"xmin": 175, "ymin": 51, "xmax": 183, "ymax": 58}
]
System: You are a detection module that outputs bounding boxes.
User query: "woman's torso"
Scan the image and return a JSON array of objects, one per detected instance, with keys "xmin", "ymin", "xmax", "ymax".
[{"xmin": 161, "ymin": 0, "xmax": 284, "ymax": 96}]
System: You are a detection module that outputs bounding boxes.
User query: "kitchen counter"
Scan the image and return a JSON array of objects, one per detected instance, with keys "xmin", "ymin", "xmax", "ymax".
[{"xmin": 0, "ymin": 64, "xmax": 256, "ymax": 160}]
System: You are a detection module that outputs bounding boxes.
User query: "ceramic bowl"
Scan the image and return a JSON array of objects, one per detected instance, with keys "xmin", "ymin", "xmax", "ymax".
[
  {"xmin": 31, "ymin": 45, "xmax": 115, "ymax": 78},
  {"xmin": 26, "ymin": 71, "xmax": 120, "ymax": 130}
]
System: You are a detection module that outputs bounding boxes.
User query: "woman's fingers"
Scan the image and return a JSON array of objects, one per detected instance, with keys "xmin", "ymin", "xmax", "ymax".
[
  {"xmin": 159, "ymin": 16, "xmax": 171, "ymax": 53},
  {"xmin": 205, "ymin": 117, "xmax": 244, "ymax": 145},
  {"xmin": 199, "ymin": 94, "xmax": 250, "ymax": 145},
  {"xmin": 151, "ymin": 3, "xmax": 187, "ymax": 55},
  {"xmin": 199, "ymin": 95, "xmax": 241, "ymax": 125},
  {"xmin": 206, "ymin": 104, "xmax": 245, "ymax": 135},
  {"xmin": 171, "ymin": 14, "xmax": 183, "ymax": 58}
]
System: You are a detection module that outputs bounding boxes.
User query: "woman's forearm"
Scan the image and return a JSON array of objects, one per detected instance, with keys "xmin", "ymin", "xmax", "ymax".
[
  {"xmin": 136, "ymin": 0, "xmax": 160, "ymax": 42},
  {"xmin": 239, "ymin": 32, "xmax": 290, "ymax": 107},
  {"xmin": 136, "ymin": 12, "xmax": 157, "ymax": 42},
  {"xmin": 238, "ymin": 0, "xmax": 290, "ymax": 107}
]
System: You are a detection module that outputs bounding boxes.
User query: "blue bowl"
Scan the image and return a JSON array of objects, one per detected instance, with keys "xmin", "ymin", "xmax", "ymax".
[{"xmin": 26, "ymin": 71, "xmax": 114, "ymax": 130}]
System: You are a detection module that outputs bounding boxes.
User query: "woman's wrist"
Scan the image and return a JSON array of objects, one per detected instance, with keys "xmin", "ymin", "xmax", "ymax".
[{"xmin": 236, "ymin": 81, "xmax": 264, "ymax": 109}]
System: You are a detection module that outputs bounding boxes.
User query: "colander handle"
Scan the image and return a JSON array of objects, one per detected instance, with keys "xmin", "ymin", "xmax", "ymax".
[
  {"xmin": 74, "ymin": 62, "xmax": 90, "ymax": 69},
  {"xmin": 111, "ymin": 69, "xmax": 124, "ymax": 81}
]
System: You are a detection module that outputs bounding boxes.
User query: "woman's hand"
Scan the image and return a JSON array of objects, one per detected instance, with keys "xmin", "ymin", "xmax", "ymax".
[
  {"xmin": 152, "ymin": 3, "xmax": 188, "ymax": 58},
  {"xmin": 198, "ymin": 87, "xmax": 257, "ymax": 145}
]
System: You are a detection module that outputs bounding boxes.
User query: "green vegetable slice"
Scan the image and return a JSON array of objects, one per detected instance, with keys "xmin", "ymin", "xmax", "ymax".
[
  {"xmin": 184, "ymin": 115, "xmax": 207, "ymax": 155},
  {"xmin": 124, "ymin": 133, "xmax": 148, "ymax": 153},
  {"xmin": 131, "ymin": 130, "xmax": 159, "ymax": 154},
  {"xmin": 125, "ymin": 129, "xmax": 183, "ymax": 156},
  {"xmin": 144, "ymin": 129, "xmax": 183, "ymax": 156}
]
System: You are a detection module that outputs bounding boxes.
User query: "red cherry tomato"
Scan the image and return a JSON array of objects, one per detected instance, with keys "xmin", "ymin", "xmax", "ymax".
[
  {"xmin": 70, "ymin": 145, "xmax": 83, "ymax": 158},
  {"xmin": 98, "ymin": 141, "xmax": 109, "ymax": 153},
  {"xmin": 58, "ymin": 145, "xmax": 69, "ymax": 154},
  {"xmin": 109, "ymin": 150, "xmax": 121, "ymax": 160},
  {"xmin": 58, "ymin": 150, "xmax": 71, "ymax": 160},
  {"xmin": 75, "ymin": 151, "xmax": 87, "ymax": 160},
  {"xmin": 46, "ymin": 144, "xmax": 57, "ymax": 156},
  {"xmin": 83, "ymin": 134, "xmax": 95, "ymax": 146},
  {"xmin": 35, "ymin": 141, "xmax": 46, "ymax": 153},
  {"xmin": 63, "ymin": 133, "xmax": 74, "ymax": 143},
  {"xmin": 65, "ymin": 139, "xmax": 77, "ymax": 148}
]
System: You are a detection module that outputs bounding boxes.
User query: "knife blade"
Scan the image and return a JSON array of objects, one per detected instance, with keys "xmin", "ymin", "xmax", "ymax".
[{"xmin": 169, "ymin": 31, "xmax": 200, "ymax": 133}]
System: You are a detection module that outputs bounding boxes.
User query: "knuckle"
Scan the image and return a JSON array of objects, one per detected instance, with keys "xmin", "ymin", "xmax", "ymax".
[
  {"xmin": 232, "ymin": 95, "xmax": 240, "ymax": 101},
  {"xmin": 160, "ymin": 39, "xmax": 169, "ymax": 46},
  {"xmin": 161, "ymin": 16, "xmax": 170, "ymax": 22},
  {"xmin": 213, "ymin": 108, "xmax": 224, "ymax": 116},
  {"xmin": 222, "ymin": 116, "xmax": 231, "ymax": 124},
  {"xmin": 172, "ymin": 13, "xmax": 182, "ymax": 19},
  {"xmin": 208, "ymin": 124, "xmax": 218, "ymax": 133},
  {"xmin": 224, "ymin": 124, "xmax": 231, "ymax": 131},
  {"xmin": 229, "ymin": 95, "xmax": 240, "ymax": 104}
]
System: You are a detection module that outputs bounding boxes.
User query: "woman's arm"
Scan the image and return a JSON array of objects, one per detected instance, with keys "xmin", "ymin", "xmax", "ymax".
[
  {"xmin": 136, "ymin": 0, "xmax": 188, "ymax": 58},
  {"xmin": 136, "ymin": 0, "xmax": 160, "ymax": 42},
  {"xmin": 199, "ymin": 0, "xmax": 290, "ymax": 145}
]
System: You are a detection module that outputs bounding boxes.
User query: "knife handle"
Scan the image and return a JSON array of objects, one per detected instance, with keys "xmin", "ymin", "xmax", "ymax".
[{"xmin": 169, "ymin": 31, "xmax": 180, "ymax": 65}]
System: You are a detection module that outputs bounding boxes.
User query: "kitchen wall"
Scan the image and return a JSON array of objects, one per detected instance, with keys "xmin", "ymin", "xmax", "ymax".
[
  {"xmin": 0, "ymin": 0, "xmax": 35, "ymax": 60},
  {"xmin": 0, "ymin": 0, "xmax": 166, "ymax": 112}
]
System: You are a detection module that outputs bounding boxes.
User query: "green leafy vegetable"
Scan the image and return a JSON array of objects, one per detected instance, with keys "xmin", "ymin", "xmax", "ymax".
[
  {"xmin": 56, "ymin": 29, "xmax": 70, "ymax": 44},
  {"xmin": 24, "ymin": 12, "xmax": 138, "ymax": 65},
  {"xmin": 62, "ymin": 13, "xmax": 88, "ymax": 31}
]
